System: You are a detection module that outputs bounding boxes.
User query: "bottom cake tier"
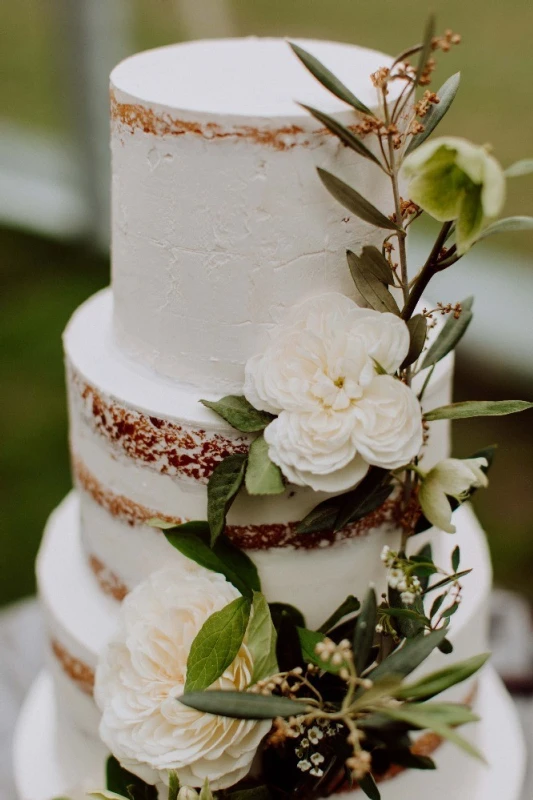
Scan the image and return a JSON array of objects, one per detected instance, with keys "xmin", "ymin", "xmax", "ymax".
[{"xmin": 14, "ymin": 665, "xmax": 526, "ymax": 800}]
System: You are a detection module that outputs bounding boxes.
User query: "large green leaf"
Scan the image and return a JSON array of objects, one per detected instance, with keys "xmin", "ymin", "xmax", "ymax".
[
  {"xmin": 361, "ymin": 245, "xmax": 396, "ymax": 285},
  {"xmin": 476, "ymin": 216, "xmax": 533, "ymax": 241},
  {"xmin": 248, "ymin": 592, "xmax": 278, "ymax": 684},
  {"xmin": 289, "ymin": 42, "xmax": 373, "ymax": 115},
  {"xmin": 377, "ymin": 703, "xmax": 483, "ymax": 761},
  {"xmin": 208, "ymin": 454, "xmax": 247, "ymax": 544},
  {"xmin": 201, "ymin": 395, "xmax": 274, "ymax": 432},
  {"xmin": 505, "ymin": 159, "xmax": 533, "ymax": 178},
  {"xmin": 405, "ymin": 72, "xmax": 461, "ymax": 154},
  {"xmin": 424, "ymin": 399, "xmax": 533, "ymax": 421},
  {"xmin": 165, "ymin": 525, "xmax": 259, "ymax": 597},
  {"xmin": 370, "ymin": 628, "xmax": 448, "ymax": 681},
  {"xmin": 334, "ymin": 469, "xmax": 393, "ymax": 532},
  {"xmin": 245, "ymin": 435, "xmax": 285, "ymax": 495},
  {"xmin": 319, "ymin": 595, "xmax": 360, "ymax": 634},
  {"xmin": 185, "ymin": 596, "xmax": 252, "ymax": 692},
  {"xmin": 347, "ymin": 250, "xmax": 401, "ymax": 315},
  {"xmin": 180, "ymin": 689, "xmax": 311, "ymax": 719},
  {"xmin": 396, "ymin": 653, "xmax": 490, "ymax": 700},
  {"xmin": 402, "ymin": 314, "xmax": 428, "ymax": 369},
  {"xmin": 300, "ymin": 104, "xmax": 383, "ymax": 167},
  {"xmin": 318, "ymin": 169, "xmax": 400, "ymax": 230},
  {"xmin": 358, "ymin": 773, "xmax": 380, "ymax": 800},
  {"xmin": 421, "ymin": 297, "xmax": 473, "ymax": 369},
  {"xmin": 353, "ymin": 588, "xmax": 378, "ymax": 675}
]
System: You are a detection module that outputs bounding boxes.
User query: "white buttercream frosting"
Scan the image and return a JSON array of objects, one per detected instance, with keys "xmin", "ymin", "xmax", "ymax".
[{"xmin": 110, "ymin": 38, "xmax": 406, "ymax": 390}]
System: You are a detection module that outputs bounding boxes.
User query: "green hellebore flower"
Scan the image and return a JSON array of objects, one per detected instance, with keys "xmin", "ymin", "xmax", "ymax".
[
  {"xmin": 402, "ymin": 137, "xmax": 506, "ymax": 254},
  {"xmin": 418, "ymin": 457, "xmax": 489, "ymax": 533}
]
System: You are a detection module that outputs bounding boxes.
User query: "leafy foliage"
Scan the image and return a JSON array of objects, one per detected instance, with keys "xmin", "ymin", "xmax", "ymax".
[
  {"xmin": 201, "ymin": 395, "xmax": 274, "ymax": 432},
  {"xmin": 245, "ymin": 435, "xmax": 285, "ymax": 495},
  {"xmin": 207, "ymin": 454, "xmax": 247, "ymax": 545}
]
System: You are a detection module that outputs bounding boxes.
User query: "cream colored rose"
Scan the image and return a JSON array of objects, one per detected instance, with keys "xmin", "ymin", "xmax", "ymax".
[
  {"xmin": 245, "ymin": 294, "xmax": 423, "ymax": 492},
  {"xmin": 94, "ymin": 566, "xmax": 270, "ymax": 791}
]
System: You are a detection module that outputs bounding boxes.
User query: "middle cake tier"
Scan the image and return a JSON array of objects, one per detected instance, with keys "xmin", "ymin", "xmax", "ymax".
[{"xmin": 66, "ymin": 288, "xmax": 453, "ymax": 627}]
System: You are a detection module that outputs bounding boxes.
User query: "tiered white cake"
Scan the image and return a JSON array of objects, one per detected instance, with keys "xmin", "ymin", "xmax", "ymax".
[{"xmin": 14, "ymin": 38, "xmax": 525, "ymax": 800}]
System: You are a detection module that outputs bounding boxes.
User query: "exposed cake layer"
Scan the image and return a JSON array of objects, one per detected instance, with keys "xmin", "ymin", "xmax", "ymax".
[
  {"xmin": 110, "ymin": 38, "xmax": 407, "ymax": 390},
  {"xmin": 65, "ymin": 289, "xmax": 453, "ymax": 601},
  {"xmin": 37, "ymin": 492, "xmax": 491, "ymax": 743}
]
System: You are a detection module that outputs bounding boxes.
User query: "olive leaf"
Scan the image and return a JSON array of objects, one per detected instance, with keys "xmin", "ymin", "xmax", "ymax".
[
  {"xmin": 476, "ymin": 216, "xmax": 533, "ymax": 242},
  {"xmin": 180, "ymin": 689, "xmax": 311, "ymax": 719},
  {"xmin": 424, "ymin": 399, "xmax": 533, "ymax": 422},
  {"xmin": 318, "ymin": 168, "xmax": 400, "ymax": 231},
  {"xmin": 376, "ymin": 703, "xmax": 484, "ymax": 761},
  {"xmin": 165, "ymin": 524, "xmax": 260, "ymax": 597},
  {"xmin": 405, "ymin": 72, "xmax": 461, "ymax": 154},
  {"xmin": 413, "ymin": 14, "xmax": 436, "ymax": 89},
  {"xmin": 248, "ymin": 592, "xmax": 278, "ymax": 684},
  {"xmin": 208, "ymin": 453, "xmax": 247, "ymax": 544},
  {"xmin": 334, "ymin": 468, "xmax": 393, "ymax": 532},
  {"xmin": 421, "ymin": 297, "xmax": 473, "ymax": 370},
  {"xmin": 401, "ymin": 314, "xmax": 428, "ymax": 368},
  {"xmin": 353, "ymin": 588, "xmax": 378, "ymax": 675},
  {"xmin": 347, "ymin": 250, "xmax": 401, "ymax": 315},
  {"xmin": 300, "ymin": 104, "xmax": 384, "ymax": 168},
  {"xmin": 245, "ymin": 435, "xmax": 285, "ymax": 495},
  {"xmin": 358, "ymin": 773, "xmax": 381, "ymax": 800},
  {"xmin": 319, "ymin": 595, "xmax": 360, "ymax": 634},
  {"xmin": 370, "ymin": 628, "xmax": 448, "ymax": 681},
  {"xmin": 361, "ymin": 245, "xmax": 396, "ymax": 285},
  {"xmin": 185, "ymin": 596, "xmax": 252, "ymax": 692},
  {"xmin": 505, "ymin": 159, "xmax": 533, "ymax": 178},
  {"xmin": 289, "ymin": 42, "xmax": 373, "ymax": 115},
  {"xmin": 201, "ymin": 395, "xmax": 274, "ymax": 432}
]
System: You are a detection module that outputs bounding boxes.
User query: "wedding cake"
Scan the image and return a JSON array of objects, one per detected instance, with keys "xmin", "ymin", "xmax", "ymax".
[{"xmin": 14, "ymin": 37, "xmax": 526, "ymax": 800}]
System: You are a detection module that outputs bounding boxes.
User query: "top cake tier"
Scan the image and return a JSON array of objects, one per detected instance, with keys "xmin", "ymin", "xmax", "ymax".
[{"xmin": 110, "ymin": 38, "xmax": 403, "ymax": 391}]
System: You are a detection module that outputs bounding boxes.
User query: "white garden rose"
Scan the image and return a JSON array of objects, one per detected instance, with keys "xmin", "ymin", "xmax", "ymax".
[
  {"xmin": 94, "ymin": 566, "xmax": 270, "ymax": 791},
  {"xmin": 244, "ymin": 294, "xmax": 423, "ymax": 492}
]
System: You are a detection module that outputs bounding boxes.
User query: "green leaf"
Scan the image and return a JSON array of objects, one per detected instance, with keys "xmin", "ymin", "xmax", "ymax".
[
  {"xmin": 208, "ymin": 454, "xmax": 247, "ymax": 545},
  {"xmin": 245, "ymin": 435, "xmax": 285, "ymax": 495},
  {"xmin": 402, "ymin": 314, "xmax": 428, "ymax": 368},
  {"xmin": 165, "ymin": 526, "xmax": 259, "ymax": 597},
  {"xmin": 269, "ymin": 602, "xmax": 306, "ymax": 629},
  {"xmin": 421, "ymin": 296, "xmax": 473, "ymax": 370},
  {"xmin": 334, "ymin": 469, "xmax": 393, "ymax": 532},
  {"xmin": 424, "ymin": 399, "xmax": 533, "ymax": 421},
  {"xmin": 476, "ymin": 216, "xmax": 533, "ymax": 241},
  {"xmin": 361, "ymin": 245, "xmax": 396, "ymax": 285},
  {"xmin": 289, "ymin": 42, "xmax": 373, "ymax": 115},
  {"xmin": 185, "ymin": 596, "xmax": 252, "ymax": 692},
  {"xmin": 351, "ymin": 674, "xmax": 404, "ymax": 712},
  {"xmin": 423, "ymin": 569, "xmax": 472, "ymax": 595},
  {"xmin": 180, "ymin": 689, "xmax": 311, "ymax": 719},
  {"xmin": 389, "ymin": 750, "xmax": 436, "ymax": 770},
  {"xmin": 378, "ymin": 703, "xmax": 484, "ymax": 761},
  {"xmin": 275, "ymin": 607, "xmax": 305, "ymax": 672},
  {"xmin": 300, "ymin": 104, "xmax": 383, "ymax": 167},
  {"xmin": 430, "ymin": 593, "xmax": 446, "ymax": 619},
  {"xmin": 199, "ymin": 778, "xmax": 214, "ymax": 800},
  {"xmin": 319, "ymin": 595, "xmax": 360, "ymax": 634},
  {"xmin": 347, "ymin": 250, "xmax": 401, "ymax": 315},
  {"xmin": 354, "ymin": 588, "xmax": 378, "ymax": 675},
  {"xmin": 298, "ymin": 627, "xmax": 331, "ymax": 670},
  {"xmin": 370, "ymin": 628, "xmax": 448, "ymax": 681},
  {"xmin": 248, "ymin": 592, "xmax": 278, "ymax": 684},
  {"xmin": 379, "ymin": 607, "xmax": 429, "ymax": 626},
  {"xmin": 413, "ymin": 14, "xmax": 436, "ymax": 89},
  {"xmin": 200, "ymin": 395, "xmax": 274, "ymax": 432},
  {"xmin": 106, "ymin": 757, "xmax": 157, "ymax": 800},
  {"xmin": 451, "ymin": 545, "xmax": 461, "ymax": 573},
  {"xmin": 318, "ymin": 168, "xmax": 400, "ymax": 231},
  {"xmin": 405, "ymin": 72, "xmax": 461, "ymax": 154},
  {"xmin": 505, "ymin": 159, "xmax": 533, "ymax": 178},
  {"xmin": 396, "ymin": 653, "xmax": 490, "ymax": 701},
  {"xmin": 438, "ymin": 638, "xmax": 454, "ymax": 655},
  {"xmin": 146, "ymin": 517, "xmax": 181, "ymax": 530},
  {"xmin": 358, "ymin": 773, "xmax": 380, "ymax": 800},
  {"xmin": 167, "ymin": 772, "xmax": 180, "ymax": 800}
]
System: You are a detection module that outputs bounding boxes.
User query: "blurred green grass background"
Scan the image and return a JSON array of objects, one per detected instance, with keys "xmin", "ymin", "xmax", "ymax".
[{"xmin": 2, "ymin": 0, "xmax": 533, "ymax": 606}]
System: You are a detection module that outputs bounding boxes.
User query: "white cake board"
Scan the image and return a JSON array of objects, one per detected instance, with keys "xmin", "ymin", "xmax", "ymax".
[{"xmin": 14, "ymin": 666, "xmax": 526, "ymax": 800}]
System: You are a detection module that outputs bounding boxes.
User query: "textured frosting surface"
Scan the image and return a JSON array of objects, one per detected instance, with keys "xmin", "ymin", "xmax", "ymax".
[{"xmin": 110, "ymin": 38, "xmax": 406, "ymax": 390}]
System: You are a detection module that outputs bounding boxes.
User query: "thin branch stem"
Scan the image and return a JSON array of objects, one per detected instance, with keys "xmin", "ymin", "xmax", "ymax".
[{"xmin": 401, "ymin": 221, "xmax": 454, "ymax": 320}]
